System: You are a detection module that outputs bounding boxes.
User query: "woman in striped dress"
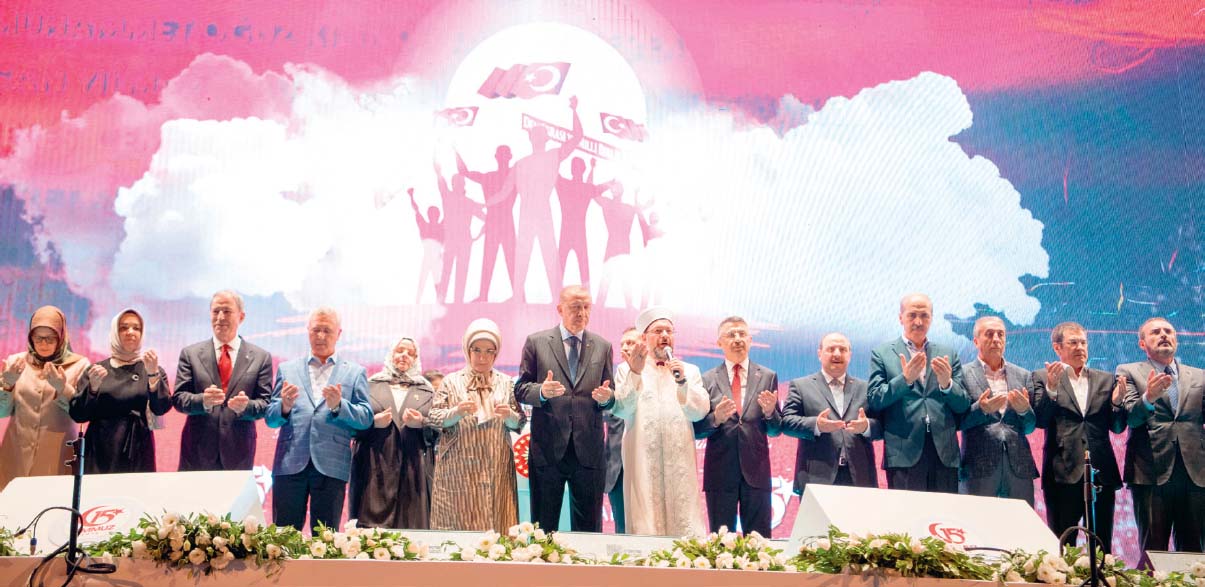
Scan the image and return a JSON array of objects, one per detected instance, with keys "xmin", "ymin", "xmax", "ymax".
[{"xmin": 429, "ymin": 318, "xmax": 526, "ymax": 532}]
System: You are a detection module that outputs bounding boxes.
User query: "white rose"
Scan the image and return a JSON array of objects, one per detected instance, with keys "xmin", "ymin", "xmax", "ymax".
[
  {"xmin": 266, "ymin": 544, "xmax": 282, "ymax": 560},
  {"xmin": 355, "ymin": 552, "xmax": 370, "ymax": 560},
  {"xmin": 477, "ymin": 537, "xmax": 495, "ymax": 550},
  {"xmin": 742, "ymin": 560, "xmax": 760, "ymax": 571},
  {"xmin": 519, "ymin": 522, "xmax": 535, "ymax": 534},
  {"xmin": 717, "ymin": 525, "xmax": 729, "ymax": 535},
  {"xmin": 716, "ymin": 552, "xmax": 735, "ymax": 569},
  {"xmin": 243, "ymin": 515, "xmax": 260, "ymax": 533},
  {"xmin": 1074, "ymin": 556, "xmax": 1089, "ymax": 569},
  {"xmin": 547, "ymin": 551, "xmax": 560, "ymax": 563},
  {"xmin": 721, "ymin": 533, "xmax": 737, "ymax": 549},
  {"xmin": 322, "ymin": 530, "xmax": 334, "ymax": 542},
  {"xmin": 517, "ymin": 532, "xmax": 530, "ymax": 543},
  {"xmin": 774, "ymin": 553, "xmax": 787, "ymax": 566},
  {"xmin": 563, "ymin": 554, "xmax": 574, "ymax": 565},
  {"xmin": 656, "ymin": 560, "xmax": 671, "ymax": 568},
  {"xmin": 552, "ymin": 533, "xmax": 570, "ymax": 547},
  {"xmin": 341, "ymin": 542, "xmax": 361, "ymax": 559},
  {"xmin": 530, "ymin": 556, "xmax": 545, "ymax": 564},
  {"xmin": 157, "ymin": 526, "xmax": 171, "ymax": 540},
  {"xmin": 868, "ymin": 539, "xmax": 888, "ymax": 549},
  {"xmin": 488, "ymin": 544, "xmax": 507, "ymax": 560},
  {"xmin": 512, "ymin": 548, "xmax": 532, "ymax": 563},
  {"xmin": 406, "ymin": 542, "xmax": 419, "ymax": 554},
  {"xmin": 169, "ymin": 538, "xmax": 184, "ymax": 551},
  {"xmin": 815, "ymin": 538, "xmax": 831, "ymax": 550},
  {"xmin": 188, "ymin": 548, "xmax": 207, "ymax": 566},
  {"xmin": 170, "ymin": 525, "xmax": 185, "ymax": 541},
  {"xmin": 694, "ymin": 556, "xmax": 711, "ymax": 569},
  {"xmin": 390, "ymin": 545, "xmax": 407, "ymax": 559},
  {"xmin": 169, "ymin": 550, "xmax": 183, "ymax": 562},
  {"xmin": 333, "ymin": 534, "xmax": 348, "ymax": 549},
  {"xmin": 1024, "ymin": 559, "xmax": 1036, "ymax": 574},
  {"xmin": 347, "ymin": 528, "xmax": 362, "ymax": 538},
  {"xmin": 418, "ymin": 544, "xmax": 430, "ymax": 559},
  {"xmin": 527, "ymin": 544, "xmax": 543, "ymax": 559},
  {"xmin": 675, "ymin": 557, "xmax": 691, "ymax": 568},
  {"xmin": 1154, "ymin": 571, "xmax": 1169, "ymax": 582},
  {"xmin": 210, "ymin": 554, "xmax": 230, "ymax": 570},
  {"xmin": 1005, "ymin": 571, "xmax": 1023, "ymax": 583},
  {"xmin": 1189, "ymin": 562, "xmax": 1205, "ymax": 577},
  {"xmin": 130, "ymin": 540, "xmax": 147, "ymax": 559},
  {"xmin": 910, "ymin": 539, "xmax": 924, "ymax": 554},
  {"xmin": 734, "ymin": 555, "xmax": 749, "ymax": 568},
  {"xmin": 220, "ymin": 521, "xmax": 231, "ymax": 530},
  {"xmin": 242, "ymin": 534, "xmax": 253, "ymax": 549},
  {"xmin": 1193, "ymin": 579, "xmax": 1205, "ymax": 587},
  {"xmin": 533, "ymin": 529, "xmax": 546, "ymax": 542},
  {"xmin": 207, "ymin": 513, "xmax": 220, "ymax": 526},
  {"xmin": 310, "ymin": 542, "xmax": 327, "ymax": 558},
  {"xmin": 162, "ymin": 513, "xmax": 180, "ymax": 527},
  {"xmin": 459, "ymin": 547, "xmax": 477, "ymax": 561},
  {"xmin": 1104, "ymin": 554, "xmax": 1117, "ymax": 566},
  {"xmin": 196, "ymin": 530, "xmax": 212, "ymax": 546}
]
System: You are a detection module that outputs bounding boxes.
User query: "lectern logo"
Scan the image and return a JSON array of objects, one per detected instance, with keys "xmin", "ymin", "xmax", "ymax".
[
  {"xmin": 81, "ymin": 506, "xmax": 124, "ymax": 529},
  {"xmin": 927, "ymin": 523, "xmax": 966, "ymax": 544}
]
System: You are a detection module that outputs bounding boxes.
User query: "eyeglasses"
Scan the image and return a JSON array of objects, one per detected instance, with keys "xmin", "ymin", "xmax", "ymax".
[
  {"xmin": 649, "ymin": 327, "xmax": 674, "ymax": 337},
  {"xmin": 469, "ymin": 347, "xmax": 497, "ymax": 356},
  {"xmin": 32, "ymin": 335, "xmax": 59, "ymax": 345},
  {"xmin": 720, "ymin": 330, "xmax": 749, "ymax": 340}
]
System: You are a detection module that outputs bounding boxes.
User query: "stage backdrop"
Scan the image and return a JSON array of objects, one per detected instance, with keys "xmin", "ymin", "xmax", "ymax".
[{"xmin": 1, "ymin": 0, "xmax": 1202, "ymax": 565}]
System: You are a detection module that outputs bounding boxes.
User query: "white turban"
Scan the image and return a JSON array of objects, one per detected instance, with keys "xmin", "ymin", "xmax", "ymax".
[{"xmin": 635, "ymin": 306, "xmax": 673, "ymax": 334}]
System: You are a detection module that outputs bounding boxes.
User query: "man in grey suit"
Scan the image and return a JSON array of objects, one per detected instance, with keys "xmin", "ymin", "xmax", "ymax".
[
  {"xmin": 693, "ymin": 316, "xmax": 781, "ymax": 536},
  {"xmin": 515, "ymin": 285, "xmax": 616, "ymax": 532},
  {"xmin": 868, "ymin": 293, "xmax": 970, "ymax": 493},
  {"xmin": 172, "ymin": 290, "xmax": 273, "ymax": 471},
  {"xmin": 603, "ymin": 327, "xmax": 639, "ymax": 533},
  {"xmin": 1118, "ymin": 317, "xmax": 1205, "ymax": 554},
  {"xmin": 783, "ymin": 332, "xmax": 880, "ymax": 497},
  {"xmin": 1033, "ymin": 321, "xmax": 1127, "ymax": 553},
  {"xmin": 958, "ymin": 317, "xmax": 1038, "ymax": 505}
]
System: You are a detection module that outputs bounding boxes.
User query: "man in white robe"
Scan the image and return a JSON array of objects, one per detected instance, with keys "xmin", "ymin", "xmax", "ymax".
[{"xmin": 612, "ymin": 307, "xmax": 710, "ymax": 537}]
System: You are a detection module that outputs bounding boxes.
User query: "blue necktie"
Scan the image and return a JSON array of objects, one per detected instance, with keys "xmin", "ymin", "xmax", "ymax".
[
  {"xmin": 1165, "ymin": 365, "xmax": 1179, "ymax": 415},
  {"xmin": 567, "ymin": 336, "xmax": 580, "ymax": 383}
]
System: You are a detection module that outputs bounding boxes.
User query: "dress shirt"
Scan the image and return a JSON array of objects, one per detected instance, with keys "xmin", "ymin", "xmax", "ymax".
[
  {"xmin": 307, "ymin": 354, "xmax": 337, "ymax": 408},
  {"xmin": 1066, "ymin": 364, "xmax": 1090, "ymax": 413}
]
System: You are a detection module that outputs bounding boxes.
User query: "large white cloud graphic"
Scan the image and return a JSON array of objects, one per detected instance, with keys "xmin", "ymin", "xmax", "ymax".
[{"xmin": 626, "ymin": 71, "xmax": 1048, "ymax": 342}]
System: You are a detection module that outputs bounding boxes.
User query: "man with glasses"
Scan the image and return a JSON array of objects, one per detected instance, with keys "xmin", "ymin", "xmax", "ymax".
[
  {"xmin": 515, "ymin": 285, "xmax": 616, "ymax": 532},
  {"xmin": 172, "ymin": 290, "xmax": 274, "ymax": 471},
  {"xmin": 693, "ymin": 316, "xmax": 781, "ymax": 536}
]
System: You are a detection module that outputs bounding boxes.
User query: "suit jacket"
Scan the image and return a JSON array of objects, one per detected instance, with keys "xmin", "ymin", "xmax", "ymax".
[
  {"xmin": 514, "ymin": 327, "xmax": 614, "ymax": 470},
  {"xmin": 265, "ymin": 356, "xmax": 373, "ymax": 482},
  {"xmin": 172, "ymin": 338, "xmax": 273, "ymax": 471},
  {"xmin": 958, "ymin": 360, "xmax": 1038, "ymax": 480},
  {"xmin": 1033, "ymin": 366, "xmax": 1125, "ymax": 489},
  {"xmin": 867, "ymin": 338, "xmax": 970, "ymax": 469},
  {"xmin": 693, "ymin": 361, "xmax": 781, "ymax": 491},
  {"xmin": 781, "ymin": 372, "xmax": 881, "ymax": 495},
  {"xmin": 1118, "ymin": 360, "xmax": 1205, "ymax": 487},
  {"xmin": 602, "ymin": 366, "xmax": 627, "ymax": 493}
]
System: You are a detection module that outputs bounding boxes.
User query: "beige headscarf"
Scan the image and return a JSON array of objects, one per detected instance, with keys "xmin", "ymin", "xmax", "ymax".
[
  {"xmin": 26, "ymin": 305, "xmax": 84, "ymax": 368},
  {"xmin": 109, "ymin": 308, "xmax": 143, "ymax": 364},
  {"xmin": 462, "ymin": 318, "xmax": 501, "ymax": 412}
]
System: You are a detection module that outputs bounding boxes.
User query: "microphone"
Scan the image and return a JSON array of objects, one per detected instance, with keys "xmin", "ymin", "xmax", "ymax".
[{"xmin": 663, "ymin": 346, "xmax": 685, "ymax": 383}]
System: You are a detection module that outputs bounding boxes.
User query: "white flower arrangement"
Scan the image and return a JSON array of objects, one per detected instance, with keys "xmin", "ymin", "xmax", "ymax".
[
  {"xmin": 1000, "ymin": 547, "xmax": 1205, "ymax": 587},
  {"xmin": 634, "ymin": 526, "xmax": 788, "ymax": 571},
  {"xmin": 449, "ymin": 522, "xmax": 583, "ymax": 564}
]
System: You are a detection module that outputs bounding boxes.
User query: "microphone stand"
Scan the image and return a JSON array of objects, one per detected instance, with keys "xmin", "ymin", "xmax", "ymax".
[
  {"xmin": 1080, "ymin": 451, "xmax": 1102, "ymax": 587},
  {"xmin": 65, "ymin": 432, "xmax": 85, "ymax": 567}
]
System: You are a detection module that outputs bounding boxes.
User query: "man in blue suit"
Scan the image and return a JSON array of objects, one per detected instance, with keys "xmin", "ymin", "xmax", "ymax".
[
  {"xmin": 868, "ymin": 293, "xmax": 970, "ymax": 493},
  {"xmin": 266, "ymin": 307, "xmax": 372, "ymax": 532}
]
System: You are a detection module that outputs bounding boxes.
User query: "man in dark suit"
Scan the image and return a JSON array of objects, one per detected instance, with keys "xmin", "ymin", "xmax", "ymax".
[
  {"xmin": 693, "ymin": 316, "xmax": 781, "ymax": 536},
  {"xmin": 603, "ymin": 327, "xmax": 639, "ymax": 533},
  {"xmin": 868, "ymin": 293, "xmax": 970, "ymax": 493},
  {"xmin": 782, "ymin": 332, "xmax": 880, "ymax": 497},
  {"xmin": 172, "ymin": 290, "xmax": 273, "ymax": 471},
  {"xmin": 1033, "ymin": 321, "xmax": 1127, "ymax": 553},
  {"xmin": 1118, "ymin": 317, "xmax": 1205, "ymax": 554},
  {"xmin": 515, "ymin": 285, "xmax": 616, "ymax": 532},
  {"xmin": 958, "ymin": 317, "xmax": 1038, "ymax": 505}
]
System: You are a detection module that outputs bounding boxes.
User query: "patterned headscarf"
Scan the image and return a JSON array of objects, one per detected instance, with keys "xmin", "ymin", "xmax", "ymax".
[
  {"xmin": 26, "ymin": 305, "xmax": 83, "ymax": 368},
  {"xmin": 369, "ymin": 337, "xmax": 425, "ymax": 385},
  {"xmin": 109, "ymin": 308, "xmax": 144, "ymax": 364}
]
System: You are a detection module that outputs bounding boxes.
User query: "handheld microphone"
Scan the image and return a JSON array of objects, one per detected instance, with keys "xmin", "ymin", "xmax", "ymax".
[{"xmin": 663, "ymin": 346, "xmax": 685, "ymax": 383}]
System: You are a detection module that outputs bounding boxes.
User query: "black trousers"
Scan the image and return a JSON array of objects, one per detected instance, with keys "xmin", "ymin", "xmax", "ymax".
[
  {"xmin": 1131, "ymin": 453, "xmax": 1205, "ymax": 554},
  {"xmin": 273, "ymin": 461, "xmax": 347, "ymax": 533},
  {"xmin": 886, "ymin": 433, "xmax": 958, "ymax": 493},
  {"xmin": 705, "ymin": 476, "xmax": 772, "ymax": 537},
  {"xmin": 529, "ymin": 440, "xmax": 604, "ymax": 532},
  {"xmin": 1044, "ymin": 480, "xmax": 1117, "ymax": 554},
  {"xmin": 608, "ymin": 470, "xmax": 625, "ymax": 534}
]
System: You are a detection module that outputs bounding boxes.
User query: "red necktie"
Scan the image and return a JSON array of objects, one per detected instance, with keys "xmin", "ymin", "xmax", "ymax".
[
  {"xmin": 732, "ymin": 364, "xmax": 742, "ymax": 415},
  {"xmin": 218, "ymin": 344, "xmax": 233, "ymax": 390}
]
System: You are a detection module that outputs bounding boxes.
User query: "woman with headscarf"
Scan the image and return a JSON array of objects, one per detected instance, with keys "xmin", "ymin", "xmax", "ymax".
[
  {"xmin": 68, "ymin": 309, "xmax": 171, "ymax": 474},
  {"xmin": 349, "ymin": 336, "xmax": 436, "ymax": 529},
  {"xmin": 429, "ymin": 318, "xmax": 526, "ymax": 532},
  {"xmin": 0, "ymin": 306, "xmax": 90, "ymax": 491}
]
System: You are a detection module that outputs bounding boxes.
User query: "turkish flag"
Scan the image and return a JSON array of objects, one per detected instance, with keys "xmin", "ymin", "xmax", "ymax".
[
  {"xmin": 436, "ymin": 106, "xmax": 478, "ymax": 126},
  {"xmin": 600, "ymin": 112, "xmax": 648, "ymax": 142},
  {"xmin": 478, "ymin": 62, "xmax": 570, "ymax": 99}
]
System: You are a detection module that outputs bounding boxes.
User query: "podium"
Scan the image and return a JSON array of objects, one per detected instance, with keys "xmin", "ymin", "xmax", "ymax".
[
  {"xmin": 0, "ymin": 471, "xmax": 262, "ymax": 552},
  {"xmin": 789, "ymin": 485, "xmax": 1058, "ymax": 554}
]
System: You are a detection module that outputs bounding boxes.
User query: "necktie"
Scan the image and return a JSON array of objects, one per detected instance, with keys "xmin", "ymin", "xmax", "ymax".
[
  {"xmin": 1164, "ymin": 365, "xmax": 1179, "ymax": 415},
  {"xmin": 567, "ymin": 336, "xmax": 580, "ymax": 383},
  {"xmin": 218, "ymin": 344, "xmax": 233, "ymax": 390},
  {"xmin": 732, "ymin": 364, "xmax": 743, "ymax": 415}
]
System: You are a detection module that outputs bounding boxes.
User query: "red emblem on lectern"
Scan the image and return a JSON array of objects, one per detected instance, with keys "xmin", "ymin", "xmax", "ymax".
[
  {"xmin": 513, "ymin": 433, "xmax": 531, "ymax": 478},
  {"xmin": 927, "ymin": 523, "xmax": 966, "ymax": 544}
]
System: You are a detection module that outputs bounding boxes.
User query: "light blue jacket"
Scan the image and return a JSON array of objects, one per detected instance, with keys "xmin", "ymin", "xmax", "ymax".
[{"xmin": 266, "ymin": 355, "xmax": 372, "ymax": 481}]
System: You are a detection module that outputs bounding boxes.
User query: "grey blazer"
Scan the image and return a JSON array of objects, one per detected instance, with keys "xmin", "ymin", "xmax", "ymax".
[
  {"xmin": 781, "ymin": 372, "xmax": 880, "ymax": 494},
  {"xmin": 1118, "ymin": 360, "xmax": 1205, "ymax": 487},
  {"xmin": 957, "ymin": 360, "xmax": 1038, "ymax": 480}
]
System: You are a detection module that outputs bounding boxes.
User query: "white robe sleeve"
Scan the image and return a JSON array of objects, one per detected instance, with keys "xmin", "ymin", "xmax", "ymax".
[
  {"xmin": 611, "ymin": 363, "xmax": 640, "ymax": 421},
  {"xmin": 678, "ymin": 364, "xmax": 710, "ymax": 422}
]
